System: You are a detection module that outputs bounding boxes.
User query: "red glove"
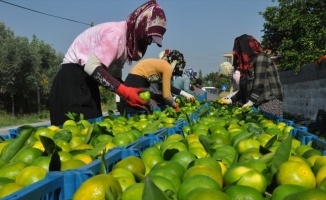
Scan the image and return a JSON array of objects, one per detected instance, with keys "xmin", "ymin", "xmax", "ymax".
[
  {"xmin": 175, "ymin": 105, "xmax": 180, "ymax": 112},
  {"xmin": 116, "ymin": 84, "xmax": 147, "ymax": 108}
]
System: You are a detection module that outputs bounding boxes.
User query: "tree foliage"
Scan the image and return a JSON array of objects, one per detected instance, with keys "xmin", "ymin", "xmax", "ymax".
[
  {"xmin": 0, "ymin": 22, "xmax": 63, "ymax": 115},
  {"xmin": 260, "ymin": 0, "xmax": 326, "ymax": 71}
]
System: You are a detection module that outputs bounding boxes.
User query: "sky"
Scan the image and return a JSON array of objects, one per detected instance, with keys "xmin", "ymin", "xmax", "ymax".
[{"xmin": 0, "ymin": 0, "xmax": 278, "ymax": 79}]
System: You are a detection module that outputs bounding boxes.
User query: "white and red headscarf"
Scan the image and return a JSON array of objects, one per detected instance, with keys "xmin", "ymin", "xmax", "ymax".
[{"xmin": 126, "ymin": 0, "xmax": 166, "ymax": 62}]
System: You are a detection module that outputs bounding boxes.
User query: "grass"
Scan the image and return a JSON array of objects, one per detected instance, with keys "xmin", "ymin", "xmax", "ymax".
[
  {"xmin": 0, "ymin": 103, "xmax": 117, "ymax": 129},
  {"xmin": 0, "ymin": 110, "xmax": 50, "ymax": 128}
]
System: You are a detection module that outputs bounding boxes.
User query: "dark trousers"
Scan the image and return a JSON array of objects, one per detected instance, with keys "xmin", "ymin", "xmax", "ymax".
[{"xmin": 49, "ymin": 63, "xmax": 102, "ymax": 126}]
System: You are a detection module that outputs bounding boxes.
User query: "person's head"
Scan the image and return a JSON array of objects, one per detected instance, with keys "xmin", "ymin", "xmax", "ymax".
[
  {"xmin": 126, "ymin": 0, "xmax": 167, "ymax": 62},
  {"xmin": 184, "ymin": 68, "xmax": 198, "ymax": 79},
  {"xmin": 232, "ymin": 34, "xmax": 262, "ymax": 71},
  {"xmin": 158, "ymin": 49, "xmax": 186, "ymax": 76},
  {"xmin": 194, "ymin": 79, "xmax": 202, "ymax": 87}
]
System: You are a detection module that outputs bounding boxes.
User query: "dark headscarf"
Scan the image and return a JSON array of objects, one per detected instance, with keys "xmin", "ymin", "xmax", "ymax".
[
  {"xmin": 232, "ymin": 34, "xmax": 262, "ymax": 76},
  {"xmin": 159, "ymin": 49, "xmax": 186, "ymax": 76},
  {"xmin": 126, "ymin": 0, "xmax": 166, "ymax": 62}
]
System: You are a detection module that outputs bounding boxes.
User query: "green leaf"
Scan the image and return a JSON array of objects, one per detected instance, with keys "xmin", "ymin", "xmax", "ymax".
[
  {"xmin": 53, "ymin": 130, "xmax": 72, "ymax": 142},
  {"xmin": 1, "ymin": 127, "xmax": 34, "ymax": 162},
  {"xmin": 143, "ymin": 176, "xmax": 168, "ymax": 200},
  {"xmin": 104, "ymin": 188, "xmax": 115, "ymax": 200},
  {"xmin": 270, "ymin": 135, "xmax": 292, "ymax": 175},
  {"xmin": 231, "ymin": 130, "xmax": 254, "ymax": 148},
  {"xmin": 40, "ymin": 135, "xmax": 56, "ymax": 155},
  {"xmin": 84, "ymin": 141, "xmax": 107, "ymax": 158},
  {"xmin": 264, "ymin": 135, "xmax": 278, "ymax": 150},
  {"xmin": 100, "ymin": 150, "xmax": 107, "ymax": 174},
  {"xmin": 49, "ymin": 151, "xmax": 61, "ymax": 171}
]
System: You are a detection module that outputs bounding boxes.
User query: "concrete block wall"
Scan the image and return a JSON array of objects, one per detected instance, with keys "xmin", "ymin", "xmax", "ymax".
[{"xmin": 279, "ymin": 61, "xmax": 326, "ymax": 120}]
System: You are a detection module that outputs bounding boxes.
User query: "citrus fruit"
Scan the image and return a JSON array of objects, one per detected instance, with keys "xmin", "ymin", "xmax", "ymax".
[
  {"xmin": 188, "ymin": 147, "xmax": 208, "ymax": 158},
  {"xmin": 69, "ymin": 136, "xmax": 83, "ymax": 149},
  {"xmin": 185, "ymin": 188, "xmax": 231, "ymax": 200},
  {"xmin": 0, "ymin": 177, "xmax": 14, "ymax": 189},
  {"xmin": 61, "ymin": 159, "xmax": 86, "ymax": 171},
  {"xmin": 271, "ymin": 184, "xmax": 305, "ymax": 200},
  {"xmin": 73, "ymin": 144, "xmax": 94, "ymax": 150},
  {"xmin": 161, "ymin": 141, "xmax": 188, "ymax": 157},
  {"xmin": 318, "ymin": 177, "xmax": 326, "ymax": 191},
  {"xmin": 55, "ymin": 139, "xmax": 72, "ymax": 152},
  {"xmin": 225, "ymin": 185, "xmax": 264, "ymax": 200},
  {"xmin": 116, "ymin": 176, "xmax": 136, "ymax": 192},
  {"xmin": 177, "ymin": 175, "xmax": 221, "ymax": 200},
  {"xmin": 63, "ymin": 125, "xmax": 81, "ymax": 137},
  {"xmin": 284, "ymin": 188, "xmax": 326, "ymax": 200},
  {"xmin": 151, "ymin": 161, "xmax": 185, "ymax": 179},
  {"xmin": 78, "ymin": 119, "xmax": 91, "ymax": 129},
  {"xmin": 105, "ymin": 142, "xmax": 117, "ymax": 153},
  {"xmin": 0, "ymin": 161, "xmax": 30, "ymax": 180},
  {"xmin": 15, "ymin": 166, "xmax": 47, "ymax": 186},
  {"xmin": 0, "ymin": 182, "xmax": 24, "ymax": 198},
  {"xmin": 72, "ymin": 174, "xmax": 122, "ymax": 200},
  {"xmin": 120, "ymin": 182, "xmax": 144, "ymax": 200},
  {"xmin": 31, "ymin": 140, "xmax": 45, "ymax": 152},
  {"xmin": 63, "ymin": 119, "xmax": 77, "ymax": 128},
  {"xmin": 183, "ymin": 165, "xmax": 223, "ymax": 188},
  {"xmin": 239, "ymin": 148, "xmax": 263, "ymax": 162},
  {"xmin": 73, "ymin": 154, "xmax": 93, "ymax": 164},
  {"xmin": 218, "ymin": 161, "xmax": 227, "ymax": 175},
  {"xmin": 13, "ymin": 147, "xmax": 43, "ymax": 164},
  {"xmin": 295, "ymin": 145, "xmax": 314, "ymax": 157},
  {"xmin": 47, "ymin": 125, "xmax": 61, "ymax": 132},
  {"xmin": 31, "ymin": 156, "xmax": 51, "ymax": 171},
  {"xmin": 276, "ymin": 160, "xmax": 316, "ymax": 189},
  {"xmin": 237, "ymin": 139, "xmax": 261, "ymax": 155},
  {"xmin": 109, "ymin": 167, "xmax": 135, "ymax": 180},
  {"xmin": 34, "ymin": 127, "xmax": 55, "ymax": 140},
  {"xmin": 313, "ymin": 156, "xmax": 326, "ymax": 174},
  {"xmin": 58, "ymin": 151, "xmax": 73, "ymax": 162},
  {"xmin": 238, "ymin": 160, "xmax": 267, "ymax": 173},
  {"xmin": 142, "ymin": 153, "xmax": 164, "ymax": 174},
  {"xmin": 189, "ymin": 157, "xmax": 222, "ymax": 172},
  {"xmin": 113, "ymin": 156, "xmax": 145, "ymax": 175},
  {"xmin": 307, "ymin": 155, "xmax": 322, "ymax": 166},
  {"xmin": 139, "ymin": 91, "xmax": 151, "ymax": 101},
  {"xmin": 223, "ymin": 165, "xmax": 267, "ymax": 193},
  {"xmin": 112, "ymin": 134, "xmax": 132, "ymax": 147},
  {"xmin": 170, "ymin": 151, "xmax": 197, "ymax": 169}
]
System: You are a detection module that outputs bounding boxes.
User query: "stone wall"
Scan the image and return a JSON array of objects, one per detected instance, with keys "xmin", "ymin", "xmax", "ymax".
[{"xmin": 279, "ymin": 61, "xmax": 326, "ymax": 120}]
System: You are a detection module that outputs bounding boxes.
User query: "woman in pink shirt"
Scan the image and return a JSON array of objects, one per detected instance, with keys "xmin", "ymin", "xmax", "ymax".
[{"xmin": 49, "ymin": 0, "xmax": 166, "ymax": 125}]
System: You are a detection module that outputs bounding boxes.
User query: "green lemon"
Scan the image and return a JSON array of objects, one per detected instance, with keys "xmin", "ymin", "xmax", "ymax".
[{"xmin": 139, "ymin": 91, "xmax": 151, "ymax": 101}]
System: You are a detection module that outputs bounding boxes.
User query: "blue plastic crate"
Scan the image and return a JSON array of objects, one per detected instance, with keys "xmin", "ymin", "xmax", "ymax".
[
  {"xmin": 307, "ymin": 137, "xmax": 326, "ymax": 156},
  {"xmin": 2, "ymin": 170, "xmax": 95, "ymax": 200},
  {"xmin": 292, "ymin": 129, "xmax": 318, "ymax": 144},
  {"xmin": 195, "ymin": 92, "xmax": 207, "ymax": 102},
  {"xmin": 127, "ymin": 136, "xmax": 162, "ymax": 154}
]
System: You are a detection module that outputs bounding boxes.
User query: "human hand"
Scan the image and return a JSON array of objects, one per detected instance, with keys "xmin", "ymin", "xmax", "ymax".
[
  {"xmin": 175, "ymin": 104, "xmax": 180, "ymax": 112},
  {"xmin": 220, "ymin": 97, "xmax": 232, "ymax": 105},
  {"xmin": 116, "ymin": 84, "xmax": 147, "ymax": 108},
  {"xmin": 242, "ymin": 100, "xmax": 254, "ymax": 108},
  {"xmin": 180, "ymin": 91, "xmax": 195, "ymax": 102}
]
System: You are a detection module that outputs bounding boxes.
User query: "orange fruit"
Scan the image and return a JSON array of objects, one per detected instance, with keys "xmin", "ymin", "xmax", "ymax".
[
  {"xmin": 189, "ymin": 157, "xmax": 222, "ymax": 172},
  {"xmin": 177, "ymin": 175, "xmax": 221, "ymax": 200},
  {"xmin": 170, "ymin": 151, "xmax": 197, "ymax": 169},
  {"xmin": 63, "ymin": 119, "xmax": 77, "ymax": 128},
  {"xmin": 73, "ymin": 154, "xmax": 93, "ymax": 164},
  {"xmin": 61, "ymin": 159, "xmax": 86, "ymax": 171},
  {"xmin": 225, "ymin": 185, "xmax": 264, "ymax": 200},
  {"xmin": 237, "ymin": 139, "xmax": 261, "ymax": 155},
  {"xmin": 185, "ymin": 188, "xmax": 230, "ymax": 200},
  {"xmin": 276, "ymin": 160, "xmax": 316, "ymax": 189},
  {"xmin": 151, "ymin": 161, "xmax": 185, "ymax": 180},
  {"xmin": 72, "ymin": 174, "xmax": 122, "ymax": 200},
  {"xmin": 63, "ymin": 125, "xmax": 81, "ymax": 137},
  {"xmin": 0, "ymin": 177, "xmax": 14, "ymax": 190},
  {"xmin": 0, "ymin": 161, "xmax": 30, "ymax": 180},
  {"xmin": 31, "ymin": 156, "xmax": 51, "ymax": 171},
  {"xmin": 283, "ymin": 188, "xmax": 326, "ymax": 200},
  {"xmin": 183, "ymin": 165, "xmax": 223, "ymax": 189},
  {"xmin": 188, "ymin": 147, "xmax": 208, "ymax": 159},
  {"xmin": 105, "ymin": 142, "xmax": 117, "ymax": 153},
  {"xmin": 113, "ymin": 156, "xmax": 145, "ymax": 175},
  {"xmin": 161, "ymin": 141, "xmax": 188, "ymax": 156},
  {"xmin": 69, "ymin": 136, "xmax": 83, "ymax": 149},
  {"xmin": 116, "ymin": 176, "xmax": 136, "ymax": 192},
  {"xmin": 13, "ymin": 147, "xmax": 43, "ymax": 164},
  {"xmin": 34, "ymin": 127, "xmax": 55, "ymax": 140},
  {"xmin": 55, "ymin": 139, "xmax": 72, "ymax": 152},
  {"xmin": 271, "ymin": 184, "xmax": 305, "ymax": 200},
  {"xmin": 238, "ymin": 148, "xmax": 263, "ymax": 162},
  {"xmin": 0, "ymin": 182, "xmax": 24, "ymax": 198},
  {"xmin": 15, "ymin": 166, "xmax": 47, "ymax": 186},
  {"xmin": 73, "ymin": 144, "xmax": 93, "ymax": 150},
  {"xmin": 112, "ymin": 134, "xmax": 132, "ymax": 147},
  {"xmin": 58, "ymin": 151, "xmax": 73, "ymax": 162},
  {"xmin": 295, "ymin": 145, "xmax": 314, "ymax": 157},
  {"xmin": 120, "ymin": 182, "xmax": 144, "ymax": 200},
  {"xmin": 313, "ymin": 156, "xmax": 326, "ymax": 174},
  {"xmin": 223, "ymin": 166, "xmax": 267, "ymax": 193},
  {"xmin": 31, "ymin": 140, "xmax": 45, "ymax": 152},
  {"xmin": 139, "ymin": 91, "xmax": 151, "ymax": 100}
]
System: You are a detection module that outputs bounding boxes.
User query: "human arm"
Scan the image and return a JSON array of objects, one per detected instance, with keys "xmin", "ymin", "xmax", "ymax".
[{"xmin": 85, "ymin": 53, "xmax": 146, "ymax": 107}]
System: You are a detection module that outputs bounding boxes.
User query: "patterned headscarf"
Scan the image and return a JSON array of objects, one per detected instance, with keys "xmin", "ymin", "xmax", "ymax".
[
  {"xmin": 232, "ymin": 34, "xmax": 262, "ymax": 76},
  {"xmin": 159, "ymin": 49, "xmax": 186, "ymax": 76},
  {"xmin": 184, "ymin": 68, "xmax": 198, "ymax": 79},
  {"xmin": 126, "ymin": 0, "xmax": 166, "ymax": 62}
]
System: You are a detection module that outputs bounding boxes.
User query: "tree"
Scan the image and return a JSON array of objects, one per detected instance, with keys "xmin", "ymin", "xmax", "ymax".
[{"xmin": 260, "ymin": 0, "xmax": 326, "ymax": 72}]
